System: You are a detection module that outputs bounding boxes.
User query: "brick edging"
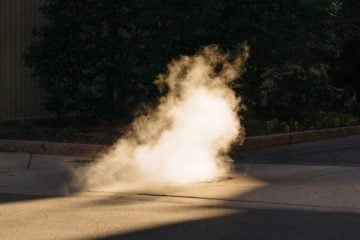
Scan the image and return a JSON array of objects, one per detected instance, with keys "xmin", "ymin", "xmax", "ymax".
[
  {"xmin": 0, "ymin": 125, "xmax": 359, "ymax": 156},
  {"xmin": 240, "ymin": 125, "xmax": 360, "ymax": 150},
  {"xmin": 0, "ymin": 139, "xmax": 107, "ymax": 157}
]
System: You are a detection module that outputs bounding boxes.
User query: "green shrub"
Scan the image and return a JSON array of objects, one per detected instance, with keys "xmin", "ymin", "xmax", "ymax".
[
  {"xmin": 314, "ymin": 112, "xmax": 360, "ymax": 128},
  {"xmin": 25, "ymin": 0, "xmax": 359, "ymax": 119},
  {"xmin": 255, "ymin": 68, "xmax": 354, "ymax": 121},
  {"xmin": 265, "ymin": 118, "xmax": 279, "ymax": 134}
]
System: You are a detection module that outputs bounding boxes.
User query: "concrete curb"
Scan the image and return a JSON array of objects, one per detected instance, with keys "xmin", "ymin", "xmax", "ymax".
[
  {"xmin": 240, "ymin": 125, "xmax": 360, "ymax": 150},
  {"xmin": 0, "ymin": 125, "xmax": 359, "ymax": 157},
  {"xmin": 0, "ymin": 139, "xmax": 106, "ymax": 157}
]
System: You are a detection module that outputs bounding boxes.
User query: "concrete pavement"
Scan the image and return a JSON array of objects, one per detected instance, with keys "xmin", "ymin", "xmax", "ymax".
[
  {"xmin": 1, "ymin": 136, "xmax": 360, "ymax": 239},
  {"xmin": 233, "ymin": 135, "xmax": 360, "ymax": 165}
]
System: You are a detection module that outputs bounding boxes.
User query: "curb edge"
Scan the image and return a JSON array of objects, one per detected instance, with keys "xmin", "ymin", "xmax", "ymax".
[{"xmin": 0, "ymin": 125, "xmax": 359, "ymax": 157}]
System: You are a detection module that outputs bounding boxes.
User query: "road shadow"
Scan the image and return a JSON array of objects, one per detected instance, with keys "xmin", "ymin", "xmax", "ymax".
[
  {"xmin": 231, "ymin": 136, "xmax": 360, "ymax": 165},
  {"xmin": 0, "ymin": 164, "xmax": 80, "ymax": 204},
  {"xmin": 0, "ymin": 192, "xmax": 46, "ymax": 204},
  {"xmin": 91, "ymin": 207, "xmax": 360, "ymax": 240}
]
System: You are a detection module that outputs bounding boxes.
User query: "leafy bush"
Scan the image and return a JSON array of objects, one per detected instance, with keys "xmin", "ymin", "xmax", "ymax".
[
  {"xmin": 265, "ymin": 118, "xmax": 279, "ymax": 134},
  {"xmin": 25, "ymin": 0, "xmax": 359, "ymax": 120},
  {"xmin": 313, "ymin": 112, "xmax": 360, "ymax": 128},
  {"xmin": 255, "ymin": 67, "xmax": 353, "ymax": 120}
]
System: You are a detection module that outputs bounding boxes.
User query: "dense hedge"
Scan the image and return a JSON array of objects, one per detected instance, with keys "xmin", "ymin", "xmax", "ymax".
[{"xmin": 25, "ymin": 0, "xmax": 360, "ymax": 120}]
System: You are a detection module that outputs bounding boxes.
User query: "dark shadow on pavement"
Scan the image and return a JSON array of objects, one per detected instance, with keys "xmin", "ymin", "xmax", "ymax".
[
  {"xmin": 231, "ymin": 136, "xmax": 360, "ymax": 166},
  {"xmin": 91, "ymin": 207, "xmax": 360, "ymax": 240},
  {"xmin": 0, "ymin": 167, "xmax": 80, "ymax": 204},
  {"xmin": 0, "ymin": 192, "xmax": 48, "ymax": 204}
]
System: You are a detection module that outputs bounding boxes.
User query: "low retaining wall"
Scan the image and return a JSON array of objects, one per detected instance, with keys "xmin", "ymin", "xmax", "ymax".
[
  {"xmin": 0, "ymin": 139, "xmax": 106, "ymax": 157},
  {"xmin": 240, "ymin": 125, "xmax": 360, "ymax": 150},
  {"xmin": 0, "ymin": 125, "xmax": 359, "ymax": 157}
]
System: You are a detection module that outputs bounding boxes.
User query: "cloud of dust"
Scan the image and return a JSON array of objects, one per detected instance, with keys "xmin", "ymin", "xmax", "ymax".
[{"xmin": 78, "ymin": 45, "xmax": 249, "ymax": 190}]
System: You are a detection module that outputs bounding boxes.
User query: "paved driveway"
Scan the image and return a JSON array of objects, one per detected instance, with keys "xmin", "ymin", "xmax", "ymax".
[{"xmin": 1, "ymin": 136, "xmax": 360, "ymax": 239}]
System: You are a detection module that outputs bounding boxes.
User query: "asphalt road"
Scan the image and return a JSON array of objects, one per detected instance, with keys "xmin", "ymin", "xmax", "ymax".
[
  {"xmin": 232, "ymin": 135, "xmax": 360, "ymax": 165},
  {"xmin": 1, "ymin": 136, "xmax": 360, "ymax": 240},
  {"xmin": 1, "ymin": 190, "xmax": 360, "ymax": 240}
]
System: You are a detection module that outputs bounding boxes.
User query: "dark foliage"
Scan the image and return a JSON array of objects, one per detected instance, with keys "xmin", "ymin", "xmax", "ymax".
[{"xmin": 25, "ymin": 0, "xmax": 360, "ymax": 120}]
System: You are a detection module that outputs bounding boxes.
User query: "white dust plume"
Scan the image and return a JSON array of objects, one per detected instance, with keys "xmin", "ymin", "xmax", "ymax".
[{"xmin": 79, "ymin": 45, "xmax": 249, "ymax": 189}]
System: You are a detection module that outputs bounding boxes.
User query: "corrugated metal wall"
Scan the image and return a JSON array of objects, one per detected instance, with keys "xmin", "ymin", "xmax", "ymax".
[{"xmin": 0, "ymin": 0, "xmax": 46, "ymax": 120}]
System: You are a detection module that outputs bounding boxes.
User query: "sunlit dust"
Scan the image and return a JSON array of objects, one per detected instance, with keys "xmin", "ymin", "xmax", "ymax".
[{"xmin": 77, "ymin": 44, "xmax": 249, "ymax": 190}]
